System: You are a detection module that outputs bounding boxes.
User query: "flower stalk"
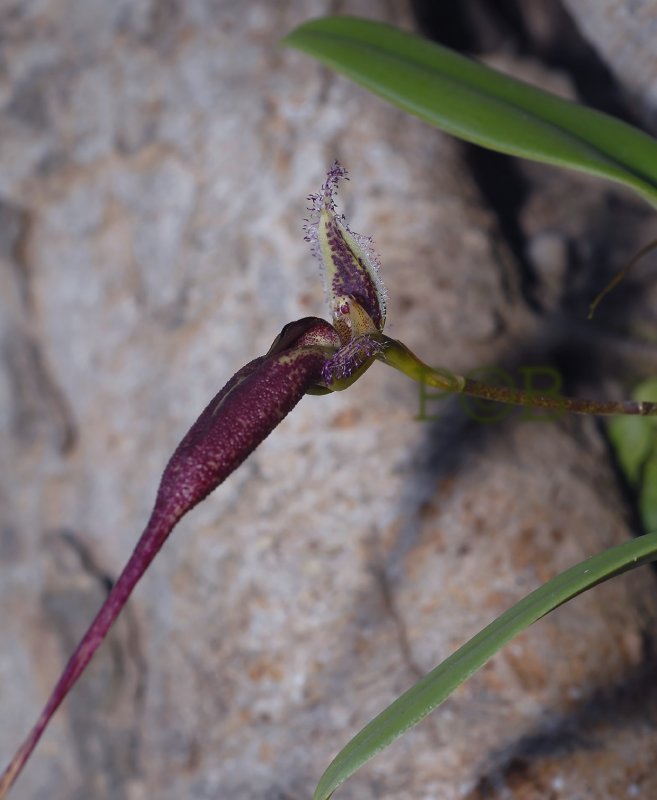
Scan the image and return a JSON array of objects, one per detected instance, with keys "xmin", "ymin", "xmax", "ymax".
[{"xmin": 377, "ymin": 336, "xmax": 657, "ymax": 417}]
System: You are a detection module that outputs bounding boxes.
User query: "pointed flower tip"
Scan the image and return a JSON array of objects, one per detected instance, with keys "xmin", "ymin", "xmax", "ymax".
[{"xmin": 304, "ymin": 161, "xmax": 387, "ymax": 335}]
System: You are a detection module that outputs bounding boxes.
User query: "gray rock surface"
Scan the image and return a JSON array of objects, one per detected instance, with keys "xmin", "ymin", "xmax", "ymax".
[
  {"xmin": 1, "ymin": 3, "xmax": 656, "ymax": 799},
  {"xmin": 563, "ymin": 0, "xmax": 657, "ymax": 127}
]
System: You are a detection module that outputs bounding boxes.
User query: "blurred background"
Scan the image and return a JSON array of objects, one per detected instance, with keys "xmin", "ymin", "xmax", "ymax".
[{"xmin": 2, "ymin": 1, "xmax": 657, "ymax": 798}]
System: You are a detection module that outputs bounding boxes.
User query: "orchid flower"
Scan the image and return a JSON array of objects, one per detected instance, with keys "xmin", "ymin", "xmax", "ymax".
[{"xmin": 2, "ymin": 163, "xmax": 657, "ymax": 799}]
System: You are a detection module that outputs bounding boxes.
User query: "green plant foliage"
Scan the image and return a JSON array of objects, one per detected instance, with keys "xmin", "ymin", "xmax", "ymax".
[
  {"xmin": 641, "ymin": 458, "xmax": 657, "ymax": 532},
  {"xmin": 283, "ymin": 16, "xmax": 657, "ymax": 210},
  {"xmin": 313, "ymin": 532, "xmax": 657, "ymax": 799},
  {"xmin": 608, "ymin": 378, "xmax": 657, "ymax": 530}
]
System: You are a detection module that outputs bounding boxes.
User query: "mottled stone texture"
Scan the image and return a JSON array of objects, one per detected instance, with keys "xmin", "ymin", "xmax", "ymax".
[
  {"xmin": 563, "ymin": 0, "xmax": 657, "ymax": 128},
  {"xmin": 1, "ymin": 2, "xmax": 656, "ymax": 800}
]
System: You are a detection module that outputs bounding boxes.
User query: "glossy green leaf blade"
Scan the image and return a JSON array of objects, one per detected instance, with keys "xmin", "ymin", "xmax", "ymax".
[
  {"xmin": 313, "ymin": 532, "xmax": 657, "ymax": 800},
  {"xmin": 283, "ymin": 17, "xmax": 657, "ymax": 209}
]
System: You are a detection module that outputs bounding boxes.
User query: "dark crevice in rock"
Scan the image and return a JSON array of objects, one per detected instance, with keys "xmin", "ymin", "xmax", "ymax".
[
  {"xmin": 464, "ymin": 148, "xmax": 538, "ymax": 309},
  {"xmin": 517, "ymin": 3, "xmax": 639, "ymax": 126},
  {"xmin": 0, "ymin": 200, "xmax": 33, "ymax": 307},
  {"xmin": 410, "ymin": 0, "xmax": 540, "ymax": 310},
  {"xmin": 412, "ymin": 0, "xmax": 639, "ymax": 123},
  {"xmin": 410, "ymin": 0, "xmax": 648, "ymax": 315},
  {"xmin": 3, "ymin": 330, "xmax": 78, "ymax": 454},
  {"xmin": 0, "ymin": 199, "xmax": 78, "ymax": 454},
  {"xmin": 411, "ymin": 0, "xmax": 527, "ymax": 54},
  {"xmin": 411, "ymin": 0, "xmax": 475, "ymax": 51}
]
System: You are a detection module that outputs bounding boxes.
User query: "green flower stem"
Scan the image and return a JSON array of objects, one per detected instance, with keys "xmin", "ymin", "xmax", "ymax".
[
  {"xmin": 378, "ymin": 336, "xmax": 657, "ymax": 417},
  {"xmin": 376, "ymin": 336, "xmax": 465, "ymax": 392}
]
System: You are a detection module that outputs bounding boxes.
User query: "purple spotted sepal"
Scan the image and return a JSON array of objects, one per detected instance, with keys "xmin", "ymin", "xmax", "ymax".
[
  {"xmin": 304, "ymin": 162, "xmax": 387, "ymax": 335},
  {"xmin": 0, "ymin": 317, "xmax": 340, "ymax": 800}
]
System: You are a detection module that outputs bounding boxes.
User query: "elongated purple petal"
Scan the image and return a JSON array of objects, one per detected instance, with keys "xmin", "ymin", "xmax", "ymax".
[{"xmin": 0, "ymin": 317, "xmax": 339, "ymax": 799}]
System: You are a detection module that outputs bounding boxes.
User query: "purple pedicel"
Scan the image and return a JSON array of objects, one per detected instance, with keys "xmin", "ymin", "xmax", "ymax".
[{"xmin": 0, "ymin": 317, "xmax": 339, "ymax": 799}]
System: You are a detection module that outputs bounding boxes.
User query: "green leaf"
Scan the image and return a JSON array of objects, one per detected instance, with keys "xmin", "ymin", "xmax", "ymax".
[
  {"xmin": 312, "ymin": 531, "xmax": 657, "ymax": 800},
  {"xmin": 608, "ymin": 379, "xmax": 657, "ymax": 527},
  {"xmin": 607, "ymin": 414, "xmax": 652, "ymax": 486},
  {"xmin": 283, "ymin": 17, "xmax": 657, "ymax": 209},
  {"xmin": 635, "ymin": 378, "xmax": 657, "ymax": 405},
  {"xmin": 640, "ymin": 456, "xmax": 657, "ymax": 532}
]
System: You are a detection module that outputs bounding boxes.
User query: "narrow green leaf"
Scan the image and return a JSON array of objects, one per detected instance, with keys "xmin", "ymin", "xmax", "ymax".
[
  {"xmin": 640, "ymin": 457, "xmax": 657, "ymax": 532},
  {"xmin": 313, "ymin": 532, "xmax": 657, "ymax": 800},
  {"xmin": 283, "ymin": 17, "xmax": 657, "ymax": 209}
]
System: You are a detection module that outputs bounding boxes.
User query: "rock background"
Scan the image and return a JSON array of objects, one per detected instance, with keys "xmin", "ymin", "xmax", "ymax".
[
  {"xmin": 1, "ymin": 1, "xmax": 657, "ymax": 799},
  {"xmin": 562, "ymin": 0, "xmax": 657, "ymax": 127}
]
